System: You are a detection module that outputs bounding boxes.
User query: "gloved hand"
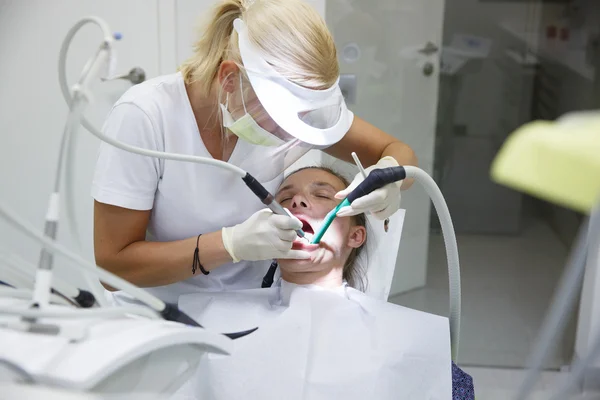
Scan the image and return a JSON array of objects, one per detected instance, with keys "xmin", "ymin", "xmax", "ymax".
[
  {"xmin": 335, "ymin": 156, "xmax": 403, "ymax": 220},
  {"xmin": 222, "ymin": 208, "xmax": 312, "ymax": 263}
]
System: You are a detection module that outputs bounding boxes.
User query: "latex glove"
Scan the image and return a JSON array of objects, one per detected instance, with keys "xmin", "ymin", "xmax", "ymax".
[
  {"xmin": 222, "ymin": 208, "xmax": 312, "ymax": 263},
  {"xmin": 335, "ymin": 156, "xmax": 403, "ymax": 220}
]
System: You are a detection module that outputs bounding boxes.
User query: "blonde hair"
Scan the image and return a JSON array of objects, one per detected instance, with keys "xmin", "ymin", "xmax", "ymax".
[{"xmin": 179, "ymin": 0, "xmax": 339, "ymax": 95}]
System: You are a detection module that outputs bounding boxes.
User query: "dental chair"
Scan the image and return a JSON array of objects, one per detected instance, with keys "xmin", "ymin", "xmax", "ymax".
[
  {"xmin": 362, "ymin": 209, "xmax": 406, "ymax": 301},
  {"xmin": 368, "ymin": 211, "xmax": 474, "ymax": 399}
]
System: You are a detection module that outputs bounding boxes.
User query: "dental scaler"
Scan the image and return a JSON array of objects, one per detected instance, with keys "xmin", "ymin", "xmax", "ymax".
[
  {"xmin": 310, "ymin": 166, "xmax": 407, "ymax": 244},
  {"xmin": 242, "ymin": 173, "xmax": 306, "ymax": 239}
]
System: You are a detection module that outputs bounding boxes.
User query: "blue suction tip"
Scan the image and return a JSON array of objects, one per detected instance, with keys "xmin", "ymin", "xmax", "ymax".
[{"xmin": 113, "ymin": 32, "xmax": 123, "ymax": 40}]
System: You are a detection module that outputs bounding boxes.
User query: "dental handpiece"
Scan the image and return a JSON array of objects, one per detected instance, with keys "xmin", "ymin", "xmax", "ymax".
[
  {"xmin": 268, "ymin": 200, "xmax": 306, "ymax": 239},
  {"xmin": 241, "ymin": 173, "xmax": 306, "ymax": 238}
]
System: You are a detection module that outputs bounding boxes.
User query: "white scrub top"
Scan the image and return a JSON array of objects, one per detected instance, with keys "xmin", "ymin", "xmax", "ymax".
[
  {"xmin": 92, "ymin": 72, "xmax": 282, "ymax": 304},
  {"xmin": 176, "ymin": 280, "xmax": 453, "ymax": 400}
]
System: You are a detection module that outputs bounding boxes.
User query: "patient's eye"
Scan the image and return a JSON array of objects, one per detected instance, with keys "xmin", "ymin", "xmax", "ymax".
[
  {"xmin": 314, "ymin": 192, "xmax": 332, "ymax": 200},
  {"xmin": 277, "ymin": 192, "xmax": 295, "ymax": 203}
]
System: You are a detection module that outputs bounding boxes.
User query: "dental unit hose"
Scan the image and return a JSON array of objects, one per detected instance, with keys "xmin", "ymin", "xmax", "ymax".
[{"xmin": 311, "ymin": 165, "xmax": 461, "ymax": 361}]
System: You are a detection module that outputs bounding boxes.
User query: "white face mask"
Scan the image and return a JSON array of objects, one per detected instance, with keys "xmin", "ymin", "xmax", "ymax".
[{"xmin": 220, "ymin": 74, "xmax": 284, "ymax": 147}]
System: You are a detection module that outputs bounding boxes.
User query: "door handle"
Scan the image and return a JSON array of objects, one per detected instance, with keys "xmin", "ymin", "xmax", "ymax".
[
  {"xmin": 102, "ymin": 67, "xmax": 146, "ymax": 85},
  {"xmin": 418, "ymin": 42, "xmax": 439, "ymax": 56},
  {"xmin": 423, "ymin": 62, "xmax": 435, "ymax": 76}
]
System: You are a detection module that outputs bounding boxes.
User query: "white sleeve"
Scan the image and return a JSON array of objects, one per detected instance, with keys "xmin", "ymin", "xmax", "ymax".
[{"xmin": 91, "ymin": 103, "xmax": 162, "ymax": 211}]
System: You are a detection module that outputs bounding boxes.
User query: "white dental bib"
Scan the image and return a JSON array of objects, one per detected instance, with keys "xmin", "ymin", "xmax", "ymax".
[{"xmin": 176, "ymin": 280, "xmax": 452, "ymax": 400}]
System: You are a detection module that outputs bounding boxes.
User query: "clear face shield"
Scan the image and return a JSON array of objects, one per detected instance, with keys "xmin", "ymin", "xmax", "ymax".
[{"xmin": 222, "ymin": 18, "xmax": 353, "ymax": 183}]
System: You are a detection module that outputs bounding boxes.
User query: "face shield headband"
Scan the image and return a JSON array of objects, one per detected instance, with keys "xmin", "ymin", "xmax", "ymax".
[{"xmin": 232, "ymin": 18, "xmax": 353, "ymax": 148}]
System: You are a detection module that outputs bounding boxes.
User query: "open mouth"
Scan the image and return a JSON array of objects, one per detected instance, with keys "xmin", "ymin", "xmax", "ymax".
[{"xmin": 296, "ymin": 217, "xmax": 314, "ymax": 235}]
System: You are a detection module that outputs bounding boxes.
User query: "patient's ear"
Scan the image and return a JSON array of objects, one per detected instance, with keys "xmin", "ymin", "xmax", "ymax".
[{"xmin": 347, "ymin": 226, "xmax": 366, "ymax": 249}]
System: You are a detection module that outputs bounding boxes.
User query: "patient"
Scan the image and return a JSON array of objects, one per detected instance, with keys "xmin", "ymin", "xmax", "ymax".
[
  {"xmin": 175, "ymin": 167, "xmax": 473, "ymax": 400},
  {"xmin": 274, "ymin": 166, "xmax": 367, "ymax": 290}
]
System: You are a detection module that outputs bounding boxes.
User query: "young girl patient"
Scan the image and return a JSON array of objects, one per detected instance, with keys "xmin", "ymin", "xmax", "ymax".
[{"xmin": 175, "ymin": 167, "xmax": 457, "ymax": 400}]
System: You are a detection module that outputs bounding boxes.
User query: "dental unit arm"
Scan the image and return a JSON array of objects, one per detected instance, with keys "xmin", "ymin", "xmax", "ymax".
[{"xmin": 311, "ymin": 165, "xmax": 462, "ymax": 361}]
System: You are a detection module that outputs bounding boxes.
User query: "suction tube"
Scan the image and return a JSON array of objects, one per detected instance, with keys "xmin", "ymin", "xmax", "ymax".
[
  {"xmin": 347, "ymin": 167, "xmax": 407, "ymax": 203},
  {"xmin": 404, "ymin": 166, "xmax": 461, "ymax": 361}
]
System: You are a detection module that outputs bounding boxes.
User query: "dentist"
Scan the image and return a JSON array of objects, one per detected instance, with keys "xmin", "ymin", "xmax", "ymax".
[{"xmin": 92, "ymin": 0, "xmax": 416, "ymax": 303}]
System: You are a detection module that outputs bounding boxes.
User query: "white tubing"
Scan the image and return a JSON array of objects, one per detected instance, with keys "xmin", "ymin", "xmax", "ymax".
[
  {"xmin": 57, "ymin": 17, "xmax": 114, "ymax": 185},
  {"xmin": 404, "ymin": 166, "xmax": 461, "ymax": 361},
  {"xmin": 0, "ymin": 305, "xmax": 159, "ymax": 320},
  {"xmin": 0, "ymin": 201, "xmax": 165, "ymax": 312},
  {"xmin": 57, "ymin": 18, "xmax": 114, "ymax": 255},
  {"xmin": 58, "ymin": 17, "xmax": 114, "ymax": 112},
  {"xmin": 81, "ymin": 109, "xmax": 247, "ymax": 177},
  {"xmin": 62, "ymin": 98, "xmax": 88, "ymax": 253}
]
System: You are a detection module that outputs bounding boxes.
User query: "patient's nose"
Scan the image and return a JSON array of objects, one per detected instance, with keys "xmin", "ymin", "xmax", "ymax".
[{"xmin": 291, "ymin": 193, "xmax": 309, "ymax": 210}]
